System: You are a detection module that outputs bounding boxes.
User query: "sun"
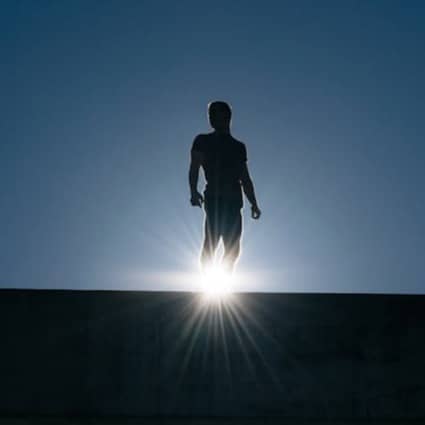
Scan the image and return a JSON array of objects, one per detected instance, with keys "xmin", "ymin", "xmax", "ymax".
[{"xmin": 200, "ymin": 264, "xmax": 234, "ymax": 300}]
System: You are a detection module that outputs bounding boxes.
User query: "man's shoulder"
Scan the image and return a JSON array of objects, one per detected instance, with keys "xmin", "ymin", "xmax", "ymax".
[
  {"xmin": 195, "ymin": 132, "xmax": 210, "ymax": 140},
  {"xmin": 192, "ymin": 132, "xmax": 247, "ymax": 151},
  {"xmin": 191, "ymin": 133, "xmax": 209, "ymax": 151},
  {"xmin": 224, "ymin": 133, "xmax": 244, "ymax": 146},
  {"xmin": 230, "ymin": 136, "xmax": 247, "ymax": 154},
  {"xmin": 233, "ymin": 138, "xmax": 246, "ymax": 149}
]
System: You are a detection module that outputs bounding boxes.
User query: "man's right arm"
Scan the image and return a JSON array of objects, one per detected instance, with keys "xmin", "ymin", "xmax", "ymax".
[{"xmin": 188, "ymin": 136, "xmax": 204, "ymax": 207}]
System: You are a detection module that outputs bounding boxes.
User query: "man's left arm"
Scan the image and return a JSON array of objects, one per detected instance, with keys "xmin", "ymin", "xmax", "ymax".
[{"xmin": 240, "ymin": 144, "xmax": 261, "ymax": 219}]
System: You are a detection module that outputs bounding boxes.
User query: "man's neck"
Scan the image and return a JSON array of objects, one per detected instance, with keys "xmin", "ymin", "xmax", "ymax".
[{"xmin": 213, "ymin": 127, "xmax": 231, "ymax": 135}]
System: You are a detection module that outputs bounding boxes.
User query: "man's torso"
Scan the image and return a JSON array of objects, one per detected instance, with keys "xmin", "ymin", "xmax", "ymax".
[{"xmin": 192, "ymin": 132, "xmax": 247, "ymax": 207}]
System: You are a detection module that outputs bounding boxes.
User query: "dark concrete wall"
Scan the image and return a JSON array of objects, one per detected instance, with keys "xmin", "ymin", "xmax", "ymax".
[{"xmin": 1, "ymin": 289, "xmax": 424, "ymax": 419}]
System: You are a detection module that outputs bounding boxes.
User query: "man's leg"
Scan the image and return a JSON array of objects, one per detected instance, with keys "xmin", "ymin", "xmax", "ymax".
[
  {"xmin": 200, "ymin": 201, "xmax": 220, "ymax": 270},
  {"xmin": 222, "ymin": 206, "xmax": 242, "ymax": 273}
]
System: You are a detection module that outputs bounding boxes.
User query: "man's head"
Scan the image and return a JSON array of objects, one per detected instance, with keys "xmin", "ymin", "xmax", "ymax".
[{"xmin": 208, "ymin": 101, "xmax": 232, "ymax": 131}]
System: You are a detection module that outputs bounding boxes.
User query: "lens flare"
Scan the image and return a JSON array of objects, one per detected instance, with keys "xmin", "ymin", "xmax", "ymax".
[{"xmin": 201, "ymin": 265, "xmax": 234, "ymax": 300}]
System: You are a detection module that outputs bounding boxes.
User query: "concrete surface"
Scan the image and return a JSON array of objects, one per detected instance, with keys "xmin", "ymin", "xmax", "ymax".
[{"xmin": 1, "ymin": 289, "xmax": 424, "ymax": 421}]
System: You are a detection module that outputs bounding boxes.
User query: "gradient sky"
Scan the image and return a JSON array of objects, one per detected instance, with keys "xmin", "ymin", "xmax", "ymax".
[{"xmin": 1, "ymin": 0, "xmax": 425, "ymax": 293}]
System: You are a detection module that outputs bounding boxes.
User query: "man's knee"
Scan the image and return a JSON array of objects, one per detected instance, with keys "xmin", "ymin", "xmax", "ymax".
[
  {"xmin": 223, "ymin": 229, "xmax": 241, "ymax": 255},
  {"xmin": 224, "ymin": 241, "xmax": 240, "ymax": 260}
]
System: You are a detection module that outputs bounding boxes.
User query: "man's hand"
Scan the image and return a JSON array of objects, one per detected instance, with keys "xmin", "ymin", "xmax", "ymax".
[
  {"xmin": 190, "ymin": 191, "xmax": 204, "ymax": 208},
  {"xmin": 251, "ymin": 204, "xmax": 261, "ymax": 220}
]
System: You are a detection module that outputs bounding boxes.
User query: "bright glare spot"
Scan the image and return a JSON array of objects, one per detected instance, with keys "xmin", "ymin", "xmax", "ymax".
[{"xmin": 201, "ymin": 265, "xmax": 234, "ymax": 300}]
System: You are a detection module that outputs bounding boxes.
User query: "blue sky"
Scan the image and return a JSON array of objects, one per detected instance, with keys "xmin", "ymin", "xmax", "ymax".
[{"xmin": 1, "ymin": 0, "xmax": 424, "ymax": 293}]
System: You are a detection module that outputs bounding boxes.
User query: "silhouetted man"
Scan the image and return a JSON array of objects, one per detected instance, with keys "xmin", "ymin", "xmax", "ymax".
[{"xmin": 189, "ymin": 101, "xmax": 261, "ymax": 273}]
